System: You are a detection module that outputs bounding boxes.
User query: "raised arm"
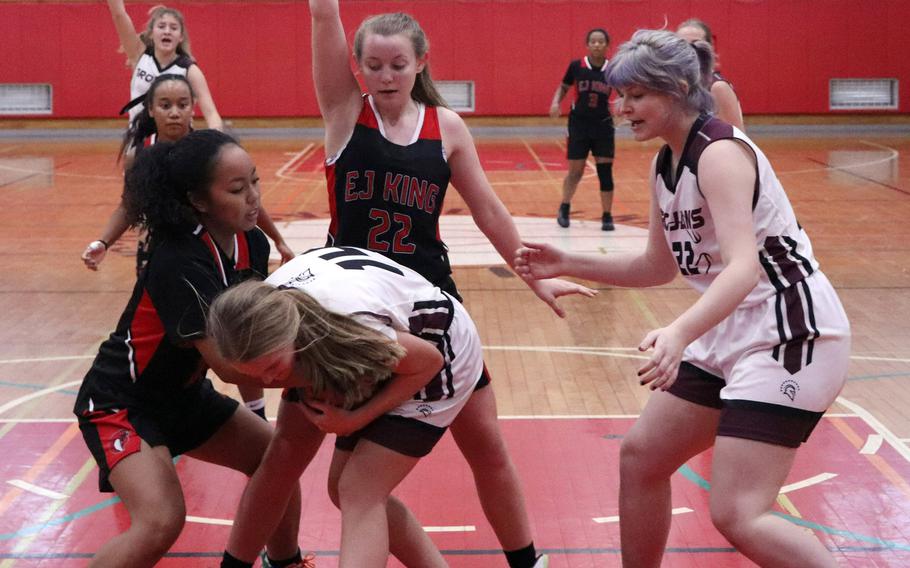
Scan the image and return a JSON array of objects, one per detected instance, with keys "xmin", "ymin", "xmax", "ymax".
[
  {"xmin": 106, "ymin": 0, "xmax": 145, "ymax": 66},
  {"xmin": 186, "ymin": 66, "xmax": 224, "ymax": 131},
  {"xmin": 309, "ymin": 0, "xmax": 363, "ymax": 156},
  {"xmin": 440, "ymin": 108, "xmax": 596, "ymax": 317}
]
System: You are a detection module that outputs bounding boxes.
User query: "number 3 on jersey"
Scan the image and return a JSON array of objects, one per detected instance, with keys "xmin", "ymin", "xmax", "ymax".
[{"xmin": 368, "ymin": 208, "xmax": 416, "ymax": 254}]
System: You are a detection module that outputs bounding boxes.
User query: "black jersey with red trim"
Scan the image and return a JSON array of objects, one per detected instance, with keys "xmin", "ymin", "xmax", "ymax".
[
  {"xmin": 325, "ymin": 95, "xmax": 453, "ymax": 287},
  {"xmin": 77, "ymin": 226, "xmax": 269, "ymax": 405},
  {"xmin": 562, "ymin": 57, "xmax": 612, "ymax": 119}
]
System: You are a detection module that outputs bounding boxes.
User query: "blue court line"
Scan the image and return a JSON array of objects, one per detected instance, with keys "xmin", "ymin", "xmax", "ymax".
[
  {"xmin": 0, "ymin": 458, "xmax": 180, "ymax": 541},
  {"xmin": 0, "ymin": 380, "xmax": 79, "ymax": 396},
  {"xmin": 678, "ymin": 464, "xmax": 910, "ymax": 551},
  {"xmin": 847, "ymin": 372, "xmax": 910, "ymax": 382},
  {"xmin": 4, "ymin": 544, "xmax": 909, "ymax": 560}
]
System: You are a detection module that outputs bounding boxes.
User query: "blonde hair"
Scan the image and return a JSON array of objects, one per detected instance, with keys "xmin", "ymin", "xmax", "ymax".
[
  {"xmin": 207, "ymin": 280, "xmax": 406, "ymax": 409},
  {"xmin": 140, "ymin": 5, "xmax": 193, "ymax": 59},
  {"xmin": 353, "ymin": 12, "xmax": 447, "ymax": 108}
]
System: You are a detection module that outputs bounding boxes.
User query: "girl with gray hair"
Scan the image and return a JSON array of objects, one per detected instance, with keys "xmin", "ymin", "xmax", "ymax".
[{"xmin": 516, "ymin": 29, "xmax": 848, "ymax": 568}]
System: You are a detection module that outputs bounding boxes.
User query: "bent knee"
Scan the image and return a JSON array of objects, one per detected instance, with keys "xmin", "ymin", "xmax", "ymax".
[
  {"xmin": 619, "ymin": 434, "xmax": 672, "ymax": 482},
  {"xmin": 133, "ymin": 507, "xmax": 186, "ymax": 549},
  {"xmin": 709, "ymin": 500, "xmax": 755, "ymax": 543}
]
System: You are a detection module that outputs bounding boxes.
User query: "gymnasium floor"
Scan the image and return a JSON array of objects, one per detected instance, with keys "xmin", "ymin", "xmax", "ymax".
[{"xmin": 1, "ymin": 123, "xmax": 909, "ymax": 566}]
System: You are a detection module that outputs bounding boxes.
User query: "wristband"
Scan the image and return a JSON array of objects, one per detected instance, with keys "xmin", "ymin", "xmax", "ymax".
[{"xmin": 95, "ymin": 239, "xmax": 109, "ymax": 250}]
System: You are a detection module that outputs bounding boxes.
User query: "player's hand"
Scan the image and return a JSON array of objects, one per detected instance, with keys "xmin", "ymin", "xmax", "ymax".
[
  {"xmin": 636, "ymin": 325, "xmax": 687, "ymax": 391},
  {"xmin": 549, "ymin": 104, "xmax": 560, "ymax": 118},
  {"xmin": 275, "ymin": 241, "xmax": 295, "ymax": 265},
  {"xmin": 514, "ymin": 241, "xmax": 569, "ymax": 281},
  {"xmin": 81, "ymin": 240, "xmax": 108, "ymax": 271},
  {"xmin": 298, "ymin": 400, "xmax": 363, "ymax": 436},
  {"xmin": 527, "ymin": 278, "xmax": 596, "ymax": 319}
]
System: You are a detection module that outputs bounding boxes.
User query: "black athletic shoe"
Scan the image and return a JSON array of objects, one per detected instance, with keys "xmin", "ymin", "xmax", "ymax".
[
  {"xmin": 557, "ymin": 203, "xmax": 570, "ymax": 228},
  {"xmin": 601, "ymin": 212, "xmax": 615, "ymax": 231}
]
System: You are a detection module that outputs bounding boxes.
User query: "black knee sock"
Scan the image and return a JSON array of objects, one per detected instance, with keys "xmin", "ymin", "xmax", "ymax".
[
  {"xmin": 505, "ymin": 542, "xmax": 538, "ymax": 568},
  {"xmin": 596, "ymin": 161, "xmax": 614, "ymax": 192},
  {"xmin": 220, "ymin": 551, "xmax": 253, "ymax": 568}
]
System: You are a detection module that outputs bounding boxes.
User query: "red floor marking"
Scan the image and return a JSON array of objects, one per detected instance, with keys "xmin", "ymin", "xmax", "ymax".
[{"xmin": 1, "ymin": 417, "xmax": 908, "ymax": 567}]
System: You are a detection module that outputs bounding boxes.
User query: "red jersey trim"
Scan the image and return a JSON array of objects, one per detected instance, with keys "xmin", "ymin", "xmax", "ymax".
[
  {"xmin": 128, "ymin": 289, "xmax": 166, "ymax": 379},
  {"xmin": 418, "ymin": 105, "xmax": 441, "ymax": 141},
  {"xmin": 356, "ymin": 94, "xmax": 381, "ymax": 129}
]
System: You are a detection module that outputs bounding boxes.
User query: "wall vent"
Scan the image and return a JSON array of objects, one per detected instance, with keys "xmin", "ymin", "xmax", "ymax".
[
  {"xmin": 437, "ymin": 81, "xmax": 474, "ymax": 113},
  {"xmin": 0, "ymin": 84, "xmax": 52, "ymax": 115},
  {"xmin": 829, "ymin": 79, "xmax": 898, "ymax": 110}
]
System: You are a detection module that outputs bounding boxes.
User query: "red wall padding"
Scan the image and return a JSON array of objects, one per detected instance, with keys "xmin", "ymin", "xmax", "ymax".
[{"xmin": 2, "ymin": 0, "xmax": 908, "ymax": 118}]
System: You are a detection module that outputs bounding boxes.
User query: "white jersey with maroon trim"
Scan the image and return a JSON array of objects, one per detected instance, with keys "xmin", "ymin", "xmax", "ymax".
[
  {"xmin": 654, "ymin": 115, "xmax": 819, "ymax": 306},
  {"xmin": 127, "ymin": 47, "xmax": 193, "ymax": 120},
  {"xmin": 268, "ymin": 247, "xmax": 482, "ymax": 405}
]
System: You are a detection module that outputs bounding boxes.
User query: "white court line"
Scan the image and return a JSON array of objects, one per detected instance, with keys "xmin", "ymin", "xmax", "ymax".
[
  {"xmin": 0, "ymin": 380, "xmax": 82, "ymax": 417},
  {"xmin": 777, "ymin": 140, "xmax": 898, "ymax": 175},
  {"xmin": 779, "ymin": 473, "xmax": 838, "ymax": 494},
  {"xmin": 594, "ymin": 507, "xmax": 692, "ymax": 524},
  {"xmin": 423, "ymin": 526, "xmax": 476, "ymax": 533},
  {"xmin": 185, "ymin": 515, "xmax": 474, "ymax": 533},
  {"xmin": 275, "ymin": 143, "xmax": 315, "ymax": 181},
  {"xmin": 849, "ymin": 355, "xmax": 910, "ymax": 363},
  {"xmin": 0, "ymin": 418, "xmax": 77, "ymax": 423},
  {"xmin": 186, "ymin": 515, "xmax": 233, "ymax": 526},
  {"xmin": 6, "ymin": 480, "xmax": 67, "ymax": 500},
  {"xmin": 0, "ymin": 355, "xmax": 94, "ymax": 365},
  {"xmin": 837, "ymin": 396, "xmax": 910, "ymax": 463},
  {"xmin": 860, "ymin": 434, "xmax": 884, "ymax": 455},
  {"xmin": 0, "ymin": 163, "xmax": 119, "ymax": 180}
]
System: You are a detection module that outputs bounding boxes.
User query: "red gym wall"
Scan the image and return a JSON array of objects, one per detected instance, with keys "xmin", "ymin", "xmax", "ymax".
[{"xmin": 2, "ymin": 0, "xmax": 909, "ymax": 118}]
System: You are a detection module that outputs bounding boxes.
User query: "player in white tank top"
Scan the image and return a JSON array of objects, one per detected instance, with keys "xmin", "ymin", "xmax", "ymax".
[
  {"xmin": 516, "ymin": 30, "xmax": 848, "ymax": 568},
  {"xmin": 105, "ymin": 0, "xmax": 223, "ymax": 129},
  {"xmin": 206, "ymin": 247, "xmax": 493, "ymax": 567}
]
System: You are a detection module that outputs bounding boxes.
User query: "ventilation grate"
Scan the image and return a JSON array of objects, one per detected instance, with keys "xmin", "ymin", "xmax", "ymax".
[
  {"xmin": 830, "ymin": 79, "xmax": 898, "ymax": 110},
  {"xmin": 0, "ymin": 84, "xmax": 52, "ymax": 115},
  {"xmin": 437, "ymin": 81, "xmax": 474, "ymax": 113}
]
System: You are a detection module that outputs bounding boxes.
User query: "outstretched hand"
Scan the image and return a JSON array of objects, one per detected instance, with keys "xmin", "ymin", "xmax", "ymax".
[
  {"xmin": 527, "ymin": 278, "xmax": 597, "ymax": 318},
  {"xmin": 514, "ymin": 241, "xmax": 567, "ymax": 281}
]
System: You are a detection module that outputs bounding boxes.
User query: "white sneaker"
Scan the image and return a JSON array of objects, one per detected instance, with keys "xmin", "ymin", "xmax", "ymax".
[{"xmin": 533, "ymin": 554, "xmax": 549, "ymax": 568}]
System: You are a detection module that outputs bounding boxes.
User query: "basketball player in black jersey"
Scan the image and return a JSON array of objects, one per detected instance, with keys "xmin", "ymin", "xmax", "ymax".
[
  {"xmin": 216, "ymin": 3, "xmax": 596, "ymax": 568},
  {"xmin": 550, "ymin": 28, "xmax": 617, "ymax": 230},
  {"xmin": 73, "ymin": 130, "xmax": 310, "ymax": 568}
]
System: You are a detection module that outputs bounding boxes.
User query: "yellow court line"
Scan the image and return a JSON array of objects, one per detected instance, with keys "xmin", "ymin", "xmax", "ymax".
[
  {"xmin": 520, "ymin": 138, "xmax": 560, "ymax": 186},
  {"xmin": 3, "ymin": 458, "xmax": 97, "ymax": 564},
  {"xmin": 828, "ymin": 416, "xmax": 910, "ymax": 500},
  {"xmin": 627, "ymin": 289, "xmax": 661, "ymax": 329},
  {"xmin": 0, "ymin": 423, "xmax": 80, "ymax": 518}
]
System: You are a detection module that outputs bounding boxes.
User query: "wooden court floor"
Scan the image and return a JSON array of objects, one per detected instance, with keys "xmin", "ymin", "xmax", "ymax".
[{"xmin": 0, "ymin": 128, "xmax": 909, "ymax": 566}]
